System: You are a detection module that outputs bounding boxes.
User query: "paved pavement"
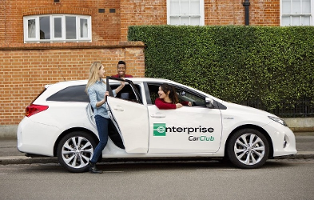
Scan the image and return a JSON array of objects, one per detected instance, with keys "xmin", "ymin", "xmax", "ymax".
[{"xmin": 0, "ymin": 132, "xmax": 313, "ymax": 165}]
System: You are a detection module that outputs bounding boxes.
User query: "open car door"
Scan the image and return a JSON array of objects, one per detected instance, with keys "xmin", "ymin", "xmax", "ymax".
[{"xmin": 106, "ymin": 77, "xmax": 149, "ymax": 153}]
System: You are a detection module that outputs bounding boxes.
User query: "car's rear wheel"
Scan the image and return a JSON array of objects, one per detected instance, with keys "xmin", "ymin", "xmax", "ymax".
[
  {"xmin": 227, "ymin": 128, "xmax": 269, "ymax": 169},
  {"xmin": 57, "ymin": 131, "xmax": 97, "ymax": 173}
]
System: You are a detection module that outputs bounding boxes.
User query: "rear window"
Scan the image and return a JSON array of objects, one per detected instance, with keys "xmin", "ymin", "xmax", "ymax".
[{"xmin": 46, "ymin": 85, "xmax": 89, "ymax": 102}]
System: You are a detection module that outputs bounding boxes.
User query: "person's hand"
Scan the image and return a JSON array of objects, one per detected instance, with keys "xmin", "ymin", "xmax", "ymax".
[
  {"xmin": 188, "ymin": 101, "xmax": 192, "ymax": 106},
  {"xmin": 97, "ymin": 91, "xmax": 109, "ymax": 107},
  {"xmin": 104, "ymin": 91, "xmax": 109, "ymax": 99},
  {"xmin": 176, "ymin": 103, "xmax": 183, "ymax": 108}
]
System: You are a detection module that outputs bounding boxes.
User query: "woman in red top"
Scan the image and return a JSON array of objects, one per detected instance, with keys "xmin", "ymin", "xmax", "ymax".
[{"xmin": 155, "ymin": 83, "xmax": 192, "ymax": 109}]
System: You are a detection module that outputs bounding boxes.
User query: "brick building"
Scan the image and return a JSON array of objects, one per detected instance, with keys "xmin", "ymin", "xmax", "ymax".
[{"xmin": 0, "ymin": 0, "xmax": 310, "ymax": 128}]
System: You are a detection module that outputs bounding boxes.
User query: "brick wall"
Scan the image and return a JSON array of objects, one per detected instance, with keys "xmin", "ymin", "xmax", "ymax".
[
  {"xmin": 0, "ymin": 0, "xmax": 122, "ymax": 45},
  {"xmin": 203, "ymin": 0, "xmax": 280, "ymax": 26},
  {"xmin": 0, "ymin": 42, "xmax": 145, "ymax": 125},
  {"xmin": 1, "ymin": 0, "xmax": 281, "ymax": 43},
  {"xmin": 250, "ymin": 0, "xmax": 280, "ymax": 26},
  {"xmin": 120, "ymin": 0, "xmax": 280, "ymax": 40},
  {"xmin": 120, "ymin": 0, "xmax": 167, "ymax": 41},
  {"xmin": 205, "ymin": 0, "xmax": 280, "ymax": 26}
]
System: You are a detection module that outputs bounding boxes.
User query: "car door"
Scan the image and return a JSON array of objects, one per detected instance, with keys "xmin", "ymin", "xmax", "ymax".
[
  {"xmin": 146, "ymin": 83, "xmax": 222, "ymax": 154},
  {"xmin": 106, "ymin": 77, "xmax": 149, "ymax": 153}
]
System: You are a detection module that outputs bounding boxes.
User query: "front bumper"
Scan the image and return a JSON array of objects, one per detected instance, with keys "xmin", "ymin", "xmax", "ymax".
[{"xmin": 263, "ymin": 121, "xmax": 297, "ymax": 157}]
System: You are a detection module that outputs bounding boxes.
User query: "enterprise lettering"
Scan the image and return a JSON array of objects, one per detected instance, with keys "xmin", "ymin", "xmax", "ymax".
[{"xmin": 165, "ymin": 126, "xmax": 214, "ymax": 134}]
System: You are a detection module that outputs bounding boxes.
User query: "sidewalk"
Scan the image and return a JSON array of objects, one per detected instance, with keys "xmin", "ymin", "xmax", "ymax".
[{"xmin": 0, "ymin": 132, "xmax": 313, "ymax": 165}]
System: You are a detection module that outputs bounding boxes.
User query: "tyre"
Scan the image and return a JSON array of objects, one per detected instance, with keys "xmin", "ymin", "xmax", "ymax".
[
  {"xmin": 57, "ymin": 131, "xmax": 97, "ymax": 173},
  {"xmin": 227, "ymin": 128, "xmax": 269, "ymax": 169}
]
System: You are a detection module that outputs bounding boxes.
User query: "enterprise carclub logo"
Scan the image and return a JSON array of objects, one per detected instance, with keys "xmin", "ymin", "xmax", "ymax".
[
  {"xmin": 153, "ymin": 123, "xmax": 215, "ymax": 141},
  {"xmin": 153, "ymin": 123, "xmax": 166, "ymax": 136}
]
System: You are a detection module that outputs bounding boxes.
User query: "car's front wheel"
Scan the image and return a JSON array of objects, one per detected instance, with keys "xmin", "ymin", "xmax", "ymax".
[
  {"xmin": 57, "ymin": 131, "xmax": 97, "ymax": 173},
  {"xmin": 227, "ymin": 128, "xmax": 269, "ymax": 169}
]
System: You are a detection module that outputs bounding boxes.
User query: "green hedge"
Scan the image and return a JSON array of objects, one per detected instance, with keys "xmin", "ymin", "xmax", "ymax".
[{"xmin": 128, "ymin": 25, "xmax": 314, "ymax": 113}]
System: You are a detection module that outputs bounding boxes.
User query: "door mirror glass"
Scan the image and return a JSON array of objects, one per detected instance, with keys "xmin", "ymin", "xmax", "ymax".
[{"xmin": 205, "ymin": 97, "xmax": 214, "ymax": 108}]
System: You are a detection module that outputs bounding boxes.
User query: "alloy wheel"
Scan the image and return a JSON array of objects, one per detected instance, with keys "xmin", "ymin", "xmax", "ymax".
[
  {"xmin": 61, "ymin": 136, "xmax": 94, "ymax": 169},
  {"xmin": 234, "ymin": 133, "xmax": 265, "ymax": 166}
]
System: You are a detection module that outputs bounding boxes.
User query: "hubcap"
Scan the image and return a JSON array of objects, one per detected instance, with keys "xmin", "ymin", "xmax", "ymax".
[
  {"xmin": 234, "ymin": 133, "xmax": 265, "ymax": 165},
  {"xmin": 61, "ymin": 136, "xmax": 94, "ymax": 168}
]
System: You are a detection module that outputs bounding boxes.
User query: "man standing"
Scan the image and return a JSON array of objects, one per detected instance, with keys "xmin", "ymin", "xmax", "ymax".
[{"xmin": 112, "ymin": 60, "xmax": 133, "ymax": 78}]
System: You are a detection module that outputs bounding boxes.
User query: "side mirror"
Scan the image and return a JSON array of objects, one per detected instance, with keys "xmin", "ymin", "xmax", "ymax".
[{"xmin": 205, "ymin": 97, "xmax": 214, "ymax": 108}]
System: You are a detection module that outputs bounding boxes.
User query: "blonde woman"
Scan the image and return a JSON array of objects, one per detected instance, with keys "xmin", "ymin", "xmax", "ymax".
[{"xmin": 86, "ymin": 61, "xmax": 125, "ymax": 173}]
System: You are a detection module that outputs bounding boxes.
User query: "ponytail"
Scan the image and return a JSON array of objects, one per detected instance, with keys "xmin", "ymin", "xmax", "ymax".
[{"xmin": 169, "ymin": 86, "xmax": 179, "ymax": 104}]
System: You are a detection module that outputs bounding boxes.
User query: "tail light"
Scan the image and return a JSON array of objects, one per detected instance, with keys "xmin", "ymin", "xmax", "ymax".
[{"xmin": 25, "ymin": 104, "xmax": 49, "ymax": 117}]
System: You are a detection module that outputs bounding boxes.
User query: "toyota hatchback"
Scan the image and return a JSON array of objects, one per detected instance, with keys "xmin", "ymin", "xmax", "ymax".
[{"xmin": 17, "ymin": 77, "xmax": 297, "ymax": 172}]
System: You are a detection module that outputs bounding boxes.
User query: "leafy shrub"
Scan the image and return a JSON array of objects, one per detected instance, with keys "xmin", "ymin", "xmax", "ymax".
[{"xmin": 128, "ymin": 25, "xmax": 314, "ymax": 116}]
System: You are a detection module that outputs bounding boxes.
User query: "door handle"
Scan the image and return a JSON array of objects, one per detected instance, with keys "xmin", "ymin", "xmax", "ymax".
[
  {"xmin": 150, "ymin": 113, "xmax": 166, "ymax": 118},
  {"xmin": 113, "ymin": 106, "xmax": 124, "ymax": 111}
]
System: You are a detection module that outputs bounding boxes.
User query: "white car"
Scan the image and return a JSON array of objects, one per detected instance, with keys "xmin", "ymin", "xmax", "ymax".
[{"xmin": 17, "ymin": 77, "xmax": 297, "ymax": 172}]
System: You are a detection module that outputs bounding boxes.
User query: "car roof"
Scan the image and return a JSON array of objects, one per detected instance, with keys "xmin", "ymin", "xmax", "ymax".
[{"xmin": 46, "ymin": 77, "xmax": 175, "ymax": 88}]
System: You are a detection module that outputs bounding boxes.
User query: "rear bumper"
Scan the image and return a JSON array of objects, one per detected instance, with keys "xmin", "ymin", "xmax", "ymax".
[{"xmin": 17, "ymin": 117, "xmax": 60, "ymax": 157}]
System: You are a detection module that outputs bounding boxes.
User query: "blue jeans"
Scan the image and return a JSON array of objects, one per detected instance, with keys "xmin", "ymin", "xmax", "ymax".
[{"xmin": 90, "ymin": 115, "xmax": 109, "ymax": 163}]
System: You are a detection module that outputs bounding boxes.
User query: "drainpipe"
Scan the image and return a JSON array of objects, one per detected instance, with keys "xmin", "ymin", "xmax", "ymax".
[{"xmin": 243, "ymin": 0, "xmax": 250, "ymax": 25}]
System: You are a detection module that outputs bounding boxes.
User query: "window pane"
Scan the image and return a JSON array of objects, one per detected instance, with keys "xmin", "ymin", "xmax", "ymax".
[
  {"xmin": 66, "ymin": 16, "xmax": 76, "ymax": 39},
  {"xmin": 190, "ymin": 0, "xmax": 200, "ymax": 15},
  {"xmin": 170, "ymin": 0, "xmax": 180, "ymax": 15},
  {"xmin": 170, "ymin": 17, "xmax": 180, "ymax": 25},
  {"xmin": 54, "ymin": 18, "xmax": 62, "ymax": 38},
  {"xmin": 301, "ymin": 16, "xmax": 310, "ymax": 25},
  {"xmin": 190, "ymin": 17, "xmax": 200, "ymax": 25},
  {"xmin": 292, "ymin": 16, "xmax": 300, "ymax": 25},
  {"xmin": 282, "ymin": 16, "xmax": 291, "ymax": 26},
  {"xmin": 292, "ymin": 0, "xmax": 301, "ymax": 14},
  {"xmin": 181, "ymin": 0, "xmax": 189, "ymax": 15},
  {"xmin": 80, "ymin": 18, "xmax": 88, "ymax": 38},
  {"xmin": 181, "ymin": 16, "xmax": 189, "ymax": 25},
  {"xmin": 28, "ymin": 19, "xmax": 36, "ymax": 38},
  {"xmin": 302, "ymin": 0, "xmax": 311, "ymax": 13},
  {"xmin": 25, "ymin": 15, "xmax": 91, "ymax": 42},
  {"xmin": 46, "ymin": 85, "xmax": 89, "ymax": 102},
  {"xmin": 177, "ymin": 89, "xmax": 205, "ymax": 107},
  {"xmin": 282, "ymin": 0, "xmax": 291, "ymax": 14},
  {"xmin": 39, "ymin": 16, "xmax": 50, "ymax": 39}
]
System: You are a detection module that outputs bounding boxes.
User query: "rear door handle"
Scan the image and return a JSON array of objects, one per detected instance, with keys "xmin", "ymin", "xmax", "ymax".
[{"xmin": 150, "ymin": 113, "xmax": 166, "ymax": 118}]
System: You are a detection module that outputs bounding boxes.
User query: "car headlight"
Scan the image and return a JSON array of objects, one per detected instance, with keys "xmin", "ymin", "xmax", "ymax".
[{"xmin": 268, "ymin": 116, "xmax": 288, "ymax": 126}]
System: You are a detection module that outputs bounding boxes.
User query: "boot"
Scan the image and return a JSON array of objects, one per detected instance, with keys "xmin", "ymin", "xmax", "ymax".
[{"xmin": 89, "ymin": 161, "xmax": 103, "ymax": 174}]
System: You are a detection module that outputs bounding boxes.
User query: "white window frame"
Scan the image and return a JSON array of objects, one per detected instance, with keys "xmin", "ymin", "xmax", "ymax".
[
  {"xmin": 280, "ymin": 0, "xmax": 314, "ymax": 26},
  {"xmin": 23, "ymin": 14, "xmax": 92, "ymax": 43},
  {"xmin": 167, "ymin": 0, "xmax": 204, "ymax": 26}
]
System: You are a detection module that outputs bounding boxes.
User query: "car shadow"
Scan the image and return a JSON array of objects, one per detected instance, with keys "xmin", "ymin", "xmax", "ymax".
[{"xmin": 20, "ymin": 158, "xmax": 297, "ymax": 173}]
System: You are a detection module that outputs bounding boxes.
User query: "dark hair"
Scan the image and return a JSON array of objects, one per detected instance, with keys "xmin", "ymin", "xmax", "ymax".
[
  {"xmin": 117, "ymin": 60, "xmax": 126, "ymax": 67},
  {"xmin": 160, "ymin": 83, "xmax": 179, "ymax": 104}
]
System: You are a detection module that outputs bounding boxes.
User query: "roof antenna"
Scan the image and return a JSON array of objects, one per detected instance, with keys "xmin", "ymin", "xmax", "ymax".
[{"xmin": 57, "ymin": 65, "xmax": 66, "ymax": 81}]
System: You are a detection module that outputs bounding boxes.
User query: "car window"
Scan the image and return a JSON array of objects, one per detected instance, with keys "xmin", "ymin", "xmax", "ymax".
[
  {"xmin": 146, "ymin": 84, "xmax": 159, "ymax": 105},
  {"xmin": 175, "ymin": 87, "xmax": 206, "ymax": 107},
  {"xmin": 46, "ymin": 85, "xmax": 89, "ymax": 102},
  {"xmin": 111, "ymin": 84, "xmax": 142, "ymax": 104},
  {"xmin": 147, "ymin": 83, "xmax": 206, "ymax": 107}
]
